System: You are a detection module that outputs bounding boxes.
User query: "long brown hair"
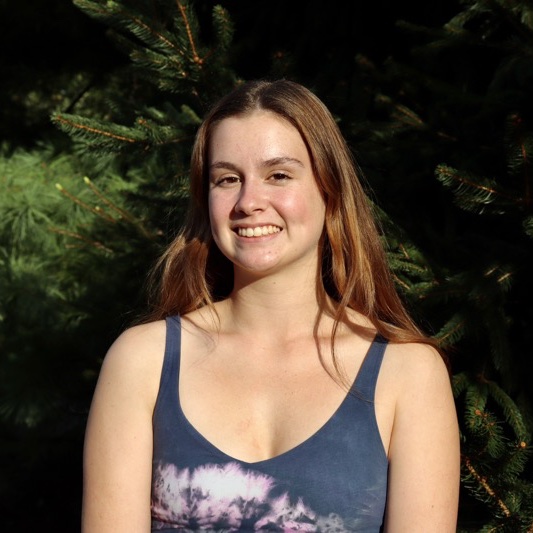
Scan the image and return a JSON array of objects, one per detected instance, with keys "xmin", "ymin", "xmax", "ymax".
[{"xmin": 142, "ymin": 79, "xmax": 440, "ymax": 351}]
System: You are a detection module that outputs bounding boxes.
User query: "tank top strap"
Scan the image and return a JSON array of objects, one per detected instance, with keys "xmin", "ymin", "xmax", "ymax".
[
  {"xmin": 352, "ymin": 334, "xmax": 388, "ymax": 401},
  {"xmin": 159, "ymin": 315, "xmax": 182, "ymax": 397}
]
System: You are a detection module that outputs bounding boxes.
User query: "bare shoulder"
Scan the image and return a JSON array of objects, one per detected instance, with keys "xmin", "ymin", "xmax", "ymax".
[
  {"xmin": 382, "ymin": 340, "xmax": 451, "ymax": 390},
  {"xmin": 377, "ymin": 340, "xmax": 455, "ymax": 423},
  {"xmin": 106, "ymin": 319, "xmax": 166, "ymax": 359},
  {"xmin": 97, "ymin": 319, "xmax": 167, "ymax": 402}
]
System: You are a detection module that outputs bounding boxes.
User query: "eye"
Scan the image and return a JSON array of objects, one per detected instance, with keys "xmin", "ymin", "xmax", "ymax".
[
  {"xmin": 268, "ymin": 172, "xmax": 291, "ymax": 182},
  {"xmin": 212, "ymin": 175, "xmax": 241, "ymax": 187}
]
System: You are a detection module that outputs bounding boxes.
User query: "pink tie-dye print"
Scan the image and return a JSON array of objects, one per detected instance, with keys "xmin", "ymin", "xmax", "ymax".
[{"xmin": 151, "ymin": 461, "xmax": 347, "ymax": 531}]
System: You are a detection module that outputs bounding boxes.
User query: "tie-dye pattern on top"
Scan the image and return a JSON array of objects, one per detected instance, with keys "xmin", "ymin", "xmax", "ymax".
[{"xmin": 151, "ymin": 316, "xmax": 388, "ymax": 532}]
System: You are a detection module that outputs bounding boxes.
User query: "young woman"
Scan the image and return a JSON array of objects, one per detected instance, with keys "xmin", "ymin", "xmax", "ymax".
[{"xmin": 82, "ymin": 79, "xmax": 460, "ymax": 532}]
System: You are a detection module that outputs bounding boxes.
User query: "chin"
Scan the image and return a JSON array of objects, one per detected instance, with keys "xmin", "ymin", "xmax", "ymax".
[{"xmin": 233, "ymin": 260, "xmax": 284, "ymax": 278}]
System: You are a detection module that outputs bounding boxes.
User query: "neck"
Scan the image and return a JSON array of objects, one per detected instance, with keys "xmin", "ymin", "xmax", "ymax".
[{"xmin": 221, "ymin": 267, "xmax": 329, "ymax": 339}]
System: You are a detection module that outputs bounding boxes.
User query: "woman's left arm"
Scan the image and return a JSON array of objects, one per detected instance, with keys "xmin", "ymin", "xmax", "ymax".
[{"xmin": 383, "ymin": 343, "xmax": 461, "ymax": 532}]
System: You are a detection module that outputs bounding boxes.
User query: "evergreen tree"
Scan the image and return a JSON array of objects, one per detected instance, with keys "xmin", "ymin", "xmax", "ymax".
[
  {"xmin": 1, "ymin": 1, "xmax": 238, "ymax": 530},
  {"xmin": 2, "ymin": 0, "xmax": 533, "ymax": 530},
  {"xmin": 345, "ymin": 1, "xmax": 533, "ymax": 529}
]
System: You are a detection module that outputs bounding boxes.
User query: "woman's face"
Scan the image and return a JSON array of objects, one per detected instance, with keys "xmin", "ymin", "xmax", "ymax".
[{"xmin": 207, "ymin": 110, "xmax": 326, "ymax": 278}]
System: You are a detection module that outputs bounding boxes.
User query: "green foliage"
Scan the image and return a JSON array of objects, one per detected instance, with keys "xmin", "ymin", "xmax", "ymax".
[
  {"xmin": 56, "ymin": 0, "xmax": 238, "ymax": 151},
  {"xmin": 1, "ymin": 11, "xmax": 236, "ymax": 529},
  {"xmin": 456, "ymin": 374, "xmax": 533, "ymax": 532},
  {"xmin": 351, "ymin": 1, "xmax": 533, "ymax": 528},
  {"xmin": 2, "ymin": 0, "xmax": 533, "ymax": 530},
  {"xmin": 312, "ymin": 0, "xmax": 533, "ymax": 528},
  {"xmin": 72, "ymin": 0, "xmax": 235, "ymax": 94},
  {"xmin": 2, "ymin": 0, "xmax": 241, "ymax": 433},
  {"xmin": 1, "ymin": 143, "xmax": 148, "ymax": 423}
]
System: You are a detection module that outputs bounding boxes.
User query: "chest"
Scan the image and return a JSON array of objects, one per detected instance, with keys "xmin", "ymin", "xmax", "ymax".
[{"xmin": 180, "ymin": 337, "xmax": 360, "ymax": 463}]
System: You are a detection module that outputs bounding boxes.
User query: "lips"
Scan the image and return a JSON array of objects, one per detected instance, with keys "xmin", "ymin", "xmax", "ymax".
[{"xmin": 235, "ymin": 225, "xmax": 282, "ymax": 237}]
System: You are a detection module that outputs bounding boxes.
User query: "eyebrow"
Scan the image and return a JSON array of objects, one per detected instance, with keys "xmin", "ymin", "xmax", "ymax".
[{"xmin": 209, "ymin": 156, "xmax": 305, "ymax": 171}]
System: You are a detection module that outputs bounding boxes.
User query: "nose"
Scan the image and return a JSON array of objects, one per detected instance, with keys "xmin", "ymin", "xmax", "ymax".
[{"xmin": 234, "ymin": 179, "xmax": 266, "ymax": 215}]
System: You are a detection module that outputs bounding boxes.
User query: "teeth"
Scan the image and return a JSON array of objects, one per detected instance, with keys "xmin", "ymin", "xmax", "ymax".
[{"xmin": 237, "ymin": 225, "xmax": 281, "ymax": 237}]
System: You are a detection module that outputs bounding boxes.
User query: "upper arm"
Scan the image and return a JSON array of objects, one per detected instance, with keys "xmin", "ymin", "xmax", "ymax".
[
  {"xmin": 82, "ymin": 321, "xmax": 166, "ymax": 533},
  {"xmin": 384, "ymin": 344, "xmax": 460, "ymax": 532}
]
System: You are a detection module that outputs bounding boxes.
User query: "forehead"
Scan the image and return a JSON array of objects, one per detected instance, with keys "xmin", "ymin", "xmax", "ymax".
[{"xmin": 208, "ymin": 111, "xmax": 308, "ymax": 161}]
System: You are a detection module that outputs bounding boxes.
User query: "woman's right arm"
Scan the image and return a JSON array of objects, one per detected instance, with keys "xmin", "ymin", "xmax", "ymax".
[{"xmin": 81, "ymin": 321, "xmax": 166, "ymax": 533}]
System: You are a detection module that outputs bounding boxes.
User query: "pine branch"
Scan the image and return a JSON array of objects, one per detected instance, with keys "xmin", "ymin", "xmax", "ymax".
[
  {"xmin": 436, "ymin": 164, "xmax": 519, "ymax": 214},
  {"xmin": 176, "ymin": 1, "xmax": 202, "ymax": 66},
  {"xmin": 505, "ymin": 113, "xmax": 532, "ymax": 209},
  {"xmin": 435, "ymin": 313, "xmax": 468, "ymax": 347},
  {"xmin": 82, "ymin": 176, "xmax": 154, "ymax": 240},
  {"xmin": 486, "ymin": 381, "xmax": 531, "ymax": 440},
  {"xmin": 49, "ymin": 227, "xmax": 114, "ymax": 253},
  {"xmin": 524, "ymin": 215, "xmax": 533, "ymax": 238},
  {"xmin": 55, "ymin": 182, "xmax": 117, "ymax": 223},
  {"xmin": 463, "ymin": 454, "xmax": 512, "ymax": 518},
  {"xmin": 53, "ymin": 113, "xmax": 147, "ymax": 148},
  {"xmin": 73, "ymin": 0, "xmax": 236, "ymax": 98}
]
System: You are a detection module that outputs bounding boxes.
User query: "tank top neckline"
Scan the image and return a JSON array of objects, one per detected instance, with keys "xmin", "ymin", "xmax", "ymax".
[{"xmin": 164, "ymin": 314, "xmax": 388, "ymax": 468}]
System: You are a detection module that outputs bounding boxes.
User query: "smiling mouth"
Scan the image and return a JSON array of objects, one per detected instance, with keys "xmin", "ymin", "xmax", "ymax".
[{"xmin": 236, "ymin": 225, "xmax": 282, "ymax": 237}]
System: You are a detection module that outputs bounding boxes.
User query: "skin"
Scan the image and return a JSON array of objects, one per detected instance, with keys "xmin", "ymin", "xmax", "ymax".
[
  {"xmin": 82, "ymin": 111, "xmax": 460, "ymax": 532},
  {"xmin": 208, "ymin": 111, "xmax": 327, "ymax": 281}
]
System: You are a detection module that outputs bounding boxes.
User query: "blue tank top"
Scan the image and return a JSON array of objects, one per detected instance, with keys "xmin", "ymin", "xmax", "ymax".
[{"xmin": 151, "ymin": 315, "xmax": 388, "ymax": 532}]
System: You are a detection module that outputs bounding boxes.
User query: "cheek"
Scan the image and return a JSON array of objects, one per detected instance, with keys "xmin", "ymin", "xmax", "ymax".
[
  {"xmin": 208, "ymin": 192, "xmax": 226, "ymax": 226},
  {"xmin": 284, "ymin": 190, "xmax": 326, "ymax": 225},
  {"xmin": 207, "ymin": 196, "xmax": 221, "ymax": 244},
  {"xmin": 208, "ymin": 193, "xmax": 235, "ymax": 248},
  {"xmin": 307, "ymin": 194, "xmax": 327, "ymax": 235}
]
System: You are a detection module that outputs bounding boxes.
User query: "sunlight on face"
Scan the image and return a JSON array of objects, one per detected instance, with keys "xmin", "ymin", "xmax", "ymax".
[{"xmin": 208, "ymin": 111, "xmax": 326, "ymax": 278}]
